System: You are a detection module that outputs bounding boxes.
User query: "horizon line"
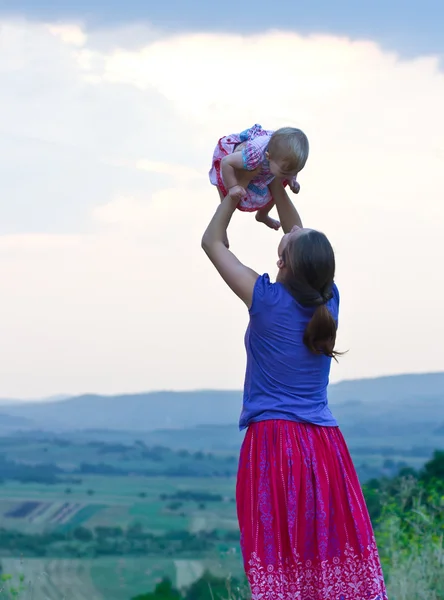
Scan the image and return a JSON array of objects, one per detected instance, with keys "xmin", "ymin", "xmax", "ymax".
[{"xmin": 1, "ymin": 370, "xmax": 443, "ymax": 404}]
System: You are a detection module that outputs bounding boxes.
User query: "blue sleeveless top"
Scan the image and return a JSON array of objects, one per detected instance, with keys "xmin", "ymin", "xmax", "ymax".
[{"xmin": 240, "ymin": 274, "xmax": 339, "ymax": 430}]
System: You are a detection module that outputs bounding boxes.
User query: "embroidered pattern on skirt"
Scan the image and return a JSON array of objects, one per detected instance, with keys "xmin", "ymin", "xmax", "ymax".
[{"xmin": 236, "ymin": 420, "xmax": 388, "ymax": 600}]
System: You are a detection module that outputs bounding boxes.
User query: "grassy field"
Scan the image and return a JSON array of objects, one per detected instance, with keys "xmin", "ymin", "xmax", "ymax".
[
  {"xmin": 0, "ymin": 477, "xmax": 238, "ymax": 600},
  {"xmin": 0, "ymin": 555, "xmax": 244, "ymax": 599},
  {"xmin": 0, "ymin": 458, "xmax": 240, "ymax": 599},
  {"xmin": 0, "ymin": 475, "xmax": 237, "ymax": 534},
  {"xmin": 0, "ymin": 430, "xmax": 441, "ymax": 600},
  {"xmin": 1, "ymin": 557, "xmax": 175, "ymax": 599}
]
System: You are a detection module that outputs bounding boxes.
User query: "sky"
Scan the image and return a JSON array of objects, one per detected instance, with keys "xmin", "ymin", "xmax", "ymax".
[{"xmin": 0, "ymin": 2, "xmax": 443, "ymax": 398}]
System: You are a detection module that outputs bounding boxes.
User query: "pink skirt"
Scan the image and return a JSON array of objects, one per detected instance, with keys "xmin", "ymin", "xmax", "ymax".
[{"xmin": 236, "ymin": 420, "xmax": 388, "ymax": 600}]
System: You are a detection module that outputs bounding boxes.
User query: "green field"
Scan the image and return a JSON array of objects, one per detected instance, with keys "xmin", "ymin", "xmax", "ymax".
[
  {"xmin": 0, "ymin": 429, "xmax": 440, "ymax": 600},
  {"xmin": 0, "ymin": 484, "xmax": 242, "ymax": 600},
  {"xmin": 0, "ymin": 474, "xmax": 237, "ymax": 533},
  {"xmin": 0, "ymin": 553, "xmax": 245, "ymax": 600},
  {"xmin": 0, "ymin": 438, "xmax": 241, "ymax": 600}
]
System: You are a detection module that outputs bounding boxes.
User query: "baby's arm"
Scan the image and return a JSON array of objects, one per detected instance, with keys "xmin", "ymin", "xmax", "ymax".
[
  {"xmin": 221, "ymin": 152, "xmax": 248, "ymax": 201},
  {"xmin": 221, "ymin": 140, "xmax": 263, "ymax": 201}
]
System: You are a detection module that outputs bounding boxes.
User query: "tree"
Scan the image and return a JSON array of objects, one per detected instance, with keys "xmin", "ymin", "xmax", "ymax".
[
  {"xmin": 131, "ymin": 577, "xmax": 181, "ymax": 600},
  {"xmin": 420, "ymin": 450, "xmax": 444, "ymax": 491},
  {"xmin": 73, "ymin": 526, "xmax": 93, "ymax": 542},
  {"xmin": 184, "ymin": 572, "xmax": 235, "ymax": 600}
]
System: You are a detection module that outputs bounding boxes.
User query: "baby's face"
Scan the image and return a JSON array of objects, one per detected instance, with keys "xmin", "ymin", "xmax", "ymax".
[{"xmin": 267, "ymin": 154, "xmax": 298, "ymax": 180}]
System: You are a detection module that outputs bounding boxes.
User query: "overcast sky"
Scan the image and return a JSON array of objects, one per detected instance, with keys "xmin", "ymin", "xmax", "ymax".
[{"xmin": 0, "ymin": 3, "xmax": 443, "ymax": 398}]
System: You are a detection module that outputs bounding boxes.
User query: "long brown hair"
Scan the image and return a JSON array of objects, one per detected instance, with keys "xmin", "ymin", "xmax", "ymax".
[{"xmin": 282, "ymin": 230, "xmax": 343, "ymax": 360}]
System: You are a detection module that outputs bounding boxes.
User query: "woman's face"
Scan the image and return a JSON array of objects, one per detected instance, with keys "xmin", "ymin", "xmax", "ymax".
[{"xmin": 277, "ymin": 225, "xmax": 310, "ymax": 258}]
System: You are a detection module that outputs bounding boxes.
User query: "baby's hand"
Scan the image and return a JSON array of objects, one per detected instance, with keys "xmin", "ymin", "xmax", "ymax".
[
  {"xmin": 288, "ymin": 177, "xmax": 300, "ymax": 194},
  {"xmin": 228, "ymin": 185, "xmax": 247, "ymax": 202}
]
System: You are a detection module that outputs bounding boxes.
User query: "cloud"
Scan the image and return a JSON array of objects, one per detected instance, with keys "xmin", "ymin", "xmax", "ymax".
[
  {"xmin": 0, "ymin": 18, "xmax": 443, "ymax": 397},
  {"xmin": 48, "ymin": 23, "xmax": 87, "ymax": 46}
]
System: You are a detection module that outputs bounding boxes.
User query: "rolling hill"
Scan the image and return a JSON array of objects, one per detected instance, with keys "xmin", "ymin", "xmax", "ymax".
[{"xmin": 0, "ymin": 373, "xmax": 442, "ymax": 443}]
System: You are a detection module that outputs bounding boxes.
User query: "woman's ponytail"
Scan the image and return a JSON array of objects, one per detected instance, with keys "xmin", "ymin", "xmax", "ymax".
[
  {"xmin": 303, "ymin": 304, "xmax": 341, "ymax": 360},
  {"xmin": 282, "ymin": 230, "xmax": 344, "ymax": 360}
]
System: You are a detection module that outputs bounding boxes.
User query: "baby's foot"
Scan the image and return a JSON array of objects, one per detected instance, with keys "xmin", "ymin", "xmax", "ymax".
[{"xmin": 256, "ymin": 210, "xmax": 281, "ymax": 230}]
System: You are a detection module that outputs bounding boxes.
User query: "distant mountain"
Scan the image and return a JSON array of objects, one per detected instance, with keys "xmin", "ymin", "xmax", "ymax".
[
  {"xmin": 37, "ymin": 394, "xmax": 72, "ymax": 403},
  {"xmin": 0, "ymin": 390, "xmax": 242, "ymax": 431},
  {"xmin": 0, "ymin": 413, "xmax": 32, "ymax": 427},
  {"xmin": 328, "ymin": 372, "xmax": 444, "ymax": 405},
  {"xmin": 0, "ymin": 373, "xmax": 443, "ymax": 437}
]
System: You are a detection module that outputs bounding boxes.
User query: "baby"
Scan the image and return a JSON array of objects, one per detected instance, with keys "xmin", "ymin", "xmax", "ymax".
[{"xmin": 209, "ymin": 124, "xmax": 309, "ymax": 231}]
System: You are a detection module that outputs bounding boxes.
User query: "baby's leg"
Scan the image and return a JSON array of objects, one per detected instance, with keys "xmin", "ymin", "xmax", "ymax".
[
  {"xmin": 255, "ymin": 202, "xmax": 280, "ymax": 230},
  {"xmin": 256, "ymin": 180, "xmax": 297, "ymax": 230},
  {"xmin": 232, "ymin": 169, "xmax": 280, "ymax": 231}
]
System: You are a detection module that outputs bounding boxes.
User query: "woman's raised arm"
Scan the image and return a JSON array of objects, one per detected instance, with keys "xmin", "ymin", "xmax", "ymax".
[
  {"xmin": 201, "ymin": 195, "xmax": 259, "ymax": 308},
  {"xmin": 269, "ymin": 179, "xmax": 303, "ymax": 233}
]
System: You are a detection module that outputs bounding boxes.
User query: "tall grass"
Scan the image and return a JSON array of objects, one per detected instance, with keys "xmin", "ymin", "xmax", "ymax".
[
  {"xmin": 226, "ymin": 477, "xmax": 444, "ymax": 600},
  {"xmin": 377, "ymin": 477, "xmax": 444, "ymax": 600}
]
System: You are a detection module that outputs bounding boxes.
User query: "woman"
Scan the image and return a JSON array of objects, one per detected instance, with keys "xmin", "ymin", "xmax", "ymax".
[{"xmin": 201, "ymin": 180, "xmax": 388, "ymax": 600}]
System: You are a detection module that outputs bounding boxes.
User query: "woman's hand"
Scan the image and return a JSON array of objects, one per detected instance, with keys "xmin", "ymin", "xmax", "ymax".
[{"xmin": 228, "ymin": 185, "xmax": 247, "ymax": 202}]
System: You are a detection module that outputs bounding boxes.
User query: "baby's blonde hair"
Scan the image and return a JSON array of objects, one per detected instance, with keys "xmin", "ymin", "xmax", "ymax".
[{"xmin": 268, "ymin": 127, "xmax": 309, "ymax": 173}]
